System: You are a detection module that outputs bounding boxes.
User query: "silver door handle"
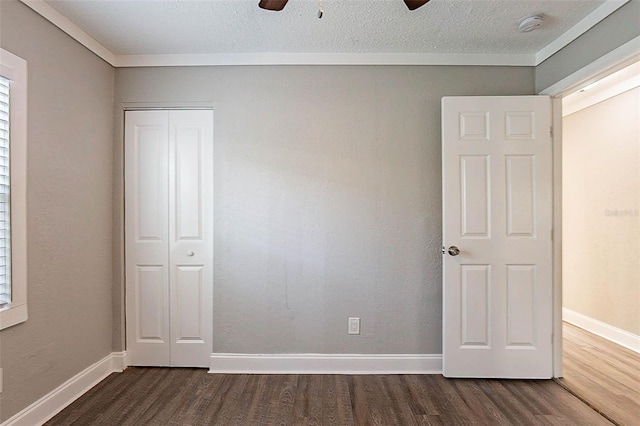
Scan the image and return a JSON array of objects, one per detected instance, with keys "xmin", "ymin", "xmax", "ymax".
[
  {"xmin": 447, "ymin": 246, "xmax": 460, "ymax": 256},
  {"xmin": 187, "ymin": 251, "xmax": 195, "ymax": 257}
]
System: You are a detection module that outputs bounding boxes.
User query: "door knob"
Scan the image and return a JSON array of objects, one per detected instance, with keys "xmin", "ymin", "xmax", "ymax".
[
  {"xmin": 187, "ymin": 251, "xmax": 195, "ymax": 257},
  {"xmin": 447, "ymin": 246, "xmax": 460, "ymax": 256}
]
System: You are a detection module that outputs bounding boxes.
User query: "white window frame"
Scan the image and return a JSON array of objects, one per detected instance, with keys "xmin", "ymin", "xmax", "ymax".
[{"xmin": 0, "ymin": 48, "xmax": 27, "ymax": 330}]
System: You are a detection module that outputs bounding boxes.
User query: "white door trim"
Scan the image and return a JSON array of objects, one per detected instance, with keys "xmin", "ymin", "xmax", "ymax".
[
  {"xmin": 551, "ymin": 97, "xmax": 563, "ymax": 378},
  {"xmin": 116, "ymin": 102, "xmax": 215, "ymax": 353},
  {"xmin": 540, "ymin": 36, "xmax": 640, "ymax": 378}
]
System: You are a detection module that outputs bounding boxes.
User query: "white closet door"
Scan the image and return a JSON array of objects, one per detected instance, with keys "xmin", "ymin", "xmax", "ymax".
[
  {"xmin": 125, "ymin": 110, "xmax": 213, "ymax": 368},
  {"xmin": 125, "ymin": 110, "xmax": 171, "ymax": 366},
  {"xmin": 168, "ymin": 110, "xmax": 213, "ymax": 367}
]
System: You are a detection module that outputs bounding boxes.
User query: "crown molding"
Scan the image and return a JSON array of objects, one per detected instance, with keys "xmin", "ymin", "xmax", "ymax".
[
  {"xmin": 534, "ymin": 0, "xmax": 628, "ymax": 65},
  {"xmin": 112, "ymin": 52, "xmax": 534, "ymax": 67},
  {"xmin": 20, "ymin": 0, "xmax": 116, "ymax": 66},
  {"xmin": 20, "ymin": 0, "xmax": 627, "ymax": 68},
  {"xmin": 540, "ymin": 35, "xmax": 640, "ymax": 96}
]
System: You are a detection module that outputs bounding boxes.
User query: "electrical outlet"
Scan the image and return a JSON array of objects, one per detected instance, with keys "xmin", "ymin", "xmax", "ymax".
[{"xmin": 348, "ymin": 317, "xmax": 360, "ymax": 335}]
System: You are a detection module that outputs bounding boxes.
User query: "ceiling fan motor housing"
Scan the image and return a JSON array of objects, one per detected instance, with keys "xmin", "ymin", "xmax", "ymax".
[{"xmin": 258, "ymin": 0, "xmax": 430, "ymax": 11}]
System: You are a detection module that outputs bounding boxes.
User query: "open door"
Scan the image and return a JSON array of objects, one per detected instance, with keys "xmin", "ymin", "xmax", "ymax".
[{"xmin": 442, "ymin": 96, "xmax": 553, "ymax": 378}]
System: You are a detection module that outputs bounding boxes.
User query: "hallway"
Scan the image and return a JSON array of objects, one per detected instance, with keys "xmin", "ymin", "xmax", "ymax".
[{"xmin": 556, "ymin": 322, "xmax": 640, "ymax": 425}]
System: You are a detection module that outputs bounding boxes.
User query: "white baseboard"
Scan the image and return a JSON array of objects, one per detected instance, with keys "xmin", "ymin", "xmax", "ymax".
[
  {"xmin": 111, "ymin": 351, "xmax": 128, "ymax": 372},
  {"xmin": 209, "ymin": 353, "xmax": 442, "ymax": 374},
  {"xmin": 2, "ymin": 351, "xmax": 127, "ymax": 426},
  {"xmin": 2, "ymin": 351, "xmax": 438, "ymax": 425},
  {"xmin": 563, "ymin": 308, "xmax": 640, "ymax": 354}
]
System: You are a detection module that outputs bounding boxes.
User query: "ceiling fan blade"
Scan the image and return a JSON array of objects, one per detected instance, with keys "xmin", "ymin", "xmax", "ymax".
[
  {"xmin": 258, "ymin": 0, "xmax": 289, "ymax": 11},
  {"xmin": 403, "ymin": 0, "xmax": 430, "ymax": 11}
]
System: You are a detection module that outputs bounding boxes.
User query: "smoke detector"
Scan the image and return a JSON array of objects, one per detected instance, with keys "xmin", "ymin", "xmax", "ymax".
[{"xmin": 518, "ymin": 14, "xmax": 544, "ymax": 33}]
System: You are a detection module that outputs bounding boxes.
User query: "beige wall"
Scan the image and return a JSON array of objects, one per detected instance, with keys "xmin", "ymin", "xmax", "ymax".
[
  {"xmin": 563, "ymin": 87, "xmax": 640, "ymax": 335},
  {"xmin": 0, "ymin": 0, "xmax": 115, "ymax": 421}
]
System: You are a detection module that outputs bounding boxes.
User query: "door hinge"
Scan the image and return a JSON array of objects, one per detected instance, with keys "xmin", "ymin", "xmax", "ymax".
[{"xmin": 550, "ymin": 126, "xmax": 554, "ymax": 137}]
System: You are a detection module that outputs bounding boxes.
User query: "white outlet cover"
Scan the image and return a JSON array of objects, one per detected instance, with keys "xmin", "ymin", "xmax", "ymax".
[{"xmin": 348, "ymin": 317, "xmax": 360, "ymax": 335}]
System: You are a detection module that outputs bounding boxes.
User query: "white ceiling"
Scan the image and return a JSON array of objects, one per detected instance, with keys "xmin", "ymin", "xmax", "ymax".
[{"xmin": 22, "ymin": 0, "xmax": 628, "ymax": 66}]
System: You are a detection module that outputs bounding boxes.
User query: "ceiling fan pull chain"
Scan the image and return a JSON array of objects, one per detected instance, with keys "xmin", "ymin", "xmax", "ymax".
[{"xmin": 318, "ymin": 0, "xmax": 323, "ymax": 18}]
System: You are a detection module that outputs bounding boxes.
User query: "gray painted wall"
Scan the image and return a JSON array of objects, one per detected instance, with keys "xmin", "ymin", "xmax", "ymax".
[
  {"xmin": 535, "ymin": 0, "xmax": 640, "ymax": 93},
  {"xmin": 0, "ymin": 0, "xmax": 114, "ymax": 421},
  {"xmin": 113, "ymin": 65, "xmax": 535, "ymax": 354}
]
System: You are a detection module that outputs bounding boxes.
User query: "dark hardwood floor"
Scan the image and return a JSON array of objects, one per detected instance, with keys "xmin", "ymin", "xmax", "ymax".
[
  {"xmin": 46, "ymin": 367, "xmax": 610, "ymax": 425},
  {"xmin": 556, "ymin": 322, "xmax": 640, "ymax": 426}
]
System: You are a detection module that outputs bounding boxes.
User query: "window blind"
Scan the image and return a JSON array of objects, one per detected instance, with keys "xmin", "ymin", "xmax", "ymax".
[{"xmin": 0, "ymin": 76, "xmax": 10, "ymax": 306}]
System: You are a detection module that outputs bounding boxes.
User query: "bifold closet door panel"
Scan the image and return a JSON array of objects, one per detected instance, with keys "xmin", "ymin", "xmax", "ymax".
[
  {"xmin": 168, "ymin": 110, "xmax": 214, "ymax": 368},
  {"xmin": 125, "ymin": 110, "xmax": 171, "ymax": 366}
]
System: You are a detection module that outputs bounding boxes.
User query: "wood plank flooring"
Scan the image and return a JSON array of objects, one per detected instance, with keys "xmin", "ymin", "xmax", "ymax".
[
  {"xmin": 556, "ymin": 322, "xmax": 640, "ymax": 426},
  {"xmin": 46, "ymin": 368, "xmax": 610, "ymax": 425}
]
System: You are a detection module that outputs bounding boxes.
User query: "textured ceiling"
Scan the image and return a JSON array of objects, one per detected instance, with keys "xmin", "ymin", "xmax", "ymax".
[{"xmin": 44, "ymin": 0, "xmax": 607, "ymax": 56}]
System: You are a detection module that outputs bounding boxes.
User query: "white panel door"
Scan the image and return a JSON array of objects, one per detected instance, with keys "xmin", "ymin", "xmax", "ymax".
[
  {"xmin": 168, "ymin": 110, "xmax": 213, "ymax": 367},
  {"xmin": 125, "ymin": 111, "xmax": 171, "ymax": 366},
  {"xmin": 442, "ymin": 96, "xmax": 553, "ymax": 378},
  {"xmin": 125, "ymin": 110, "xmax": 213, "ymax": 368}
]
